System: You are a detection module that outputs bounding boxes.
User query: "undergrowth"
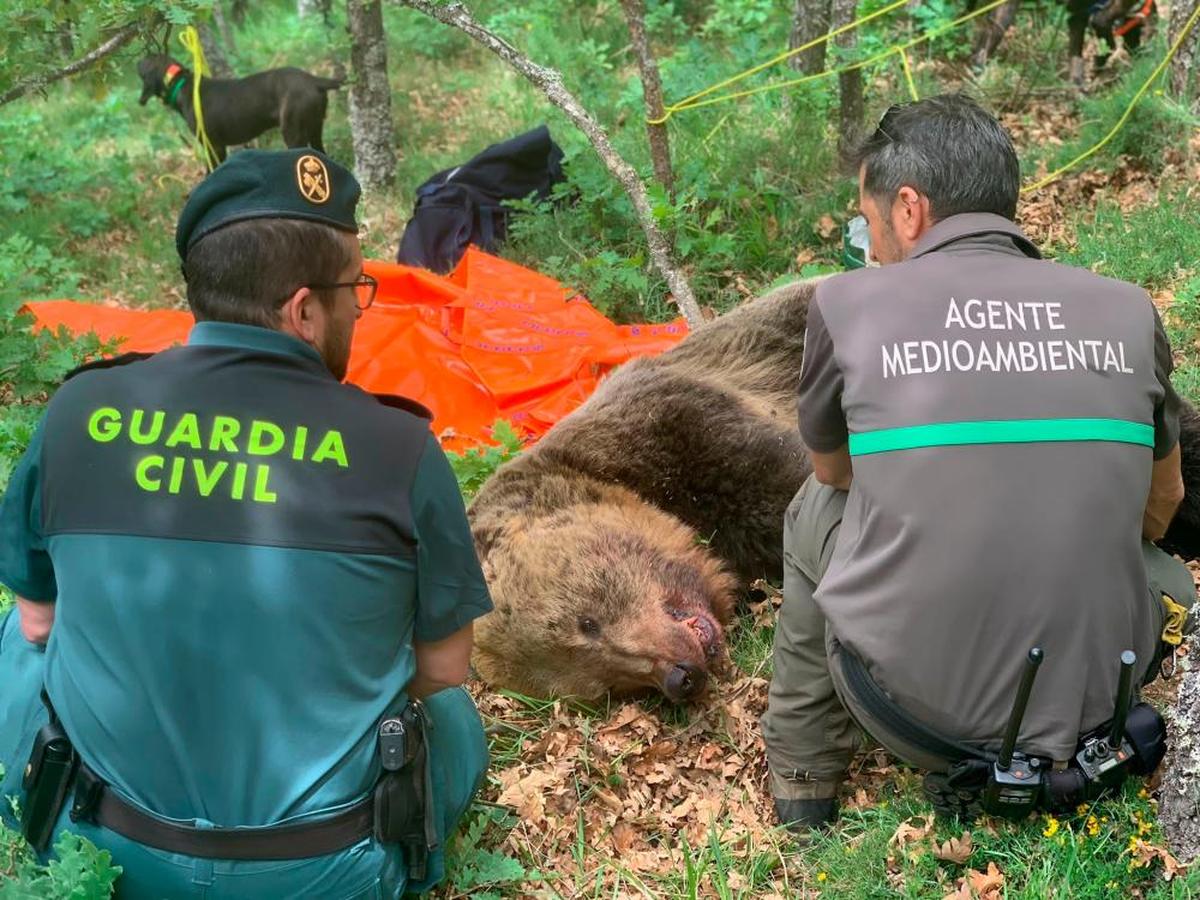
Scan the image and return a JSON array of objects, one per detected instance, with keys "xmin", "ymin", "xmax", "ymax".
[{"xmin": 1, "ymin": 0, "xmax": 1200, "ymax": 896}]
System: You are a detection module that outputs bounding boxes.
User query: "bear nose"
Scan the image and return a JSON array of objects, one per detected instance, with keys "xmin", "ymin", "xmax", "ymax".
[{"xmin": 663, "ymin": 662, "xmax": 706, "ymax": 703}]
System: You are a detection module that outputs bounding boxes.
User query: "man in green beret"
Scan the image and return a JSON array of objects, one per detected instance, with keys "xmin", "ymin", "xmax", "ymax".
[{"xmin": 0, "ymin": 149, "xmax": 492, "ymax": 897}]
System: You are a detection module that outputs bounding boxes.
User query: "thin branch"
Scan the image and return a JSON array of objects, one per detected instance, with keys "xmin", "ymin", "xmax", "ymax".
[
  {"xmin": 394, "ymin": 0, "xmax": 704, "ymax": 328},
  {"xmin": 619, "ymin": 0, "xmax": 674, "ymax": 198},
  {"xmin": 0, "ymin": 23, "xmax": 142, "ymax": 107}
]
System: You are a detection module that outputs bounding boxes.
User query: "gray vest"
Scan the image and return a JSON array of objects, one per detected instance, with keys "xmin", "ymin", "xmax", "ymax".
[{"xmin": 798, "ymin": 213, "xmax": 1177, "ymax": 760}]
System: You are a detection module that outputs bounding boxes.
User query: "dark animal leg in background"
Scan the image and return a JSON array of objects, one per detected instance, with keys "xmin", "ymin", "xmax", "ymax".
[
  {"xmin": 1068, "ymin": 0, "xmax": 1089, "ymax": 85},
  {"xmin": 970, "ymin": 0, "xmax": 1020, "ymax": 70},
  {"xmin": 1093, "ymin": 31, "xmax": 1116, "ymax": 71}
]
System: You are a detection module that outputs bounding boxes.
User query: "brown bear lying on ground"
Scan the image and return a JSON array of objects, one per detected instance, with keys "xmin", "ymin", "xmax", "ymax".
[
  {"xmin": 468, "ymin": 280, "xmax": 1200, "ymax": 703},
  {"xmin": 468, "ymin": 281, "xmax": 814, "ymax": 703}
]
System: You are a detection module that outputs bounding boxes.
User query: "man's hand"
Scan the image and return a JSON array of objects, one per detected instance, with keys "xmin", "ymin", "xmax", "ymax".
[
  {"xmin": 408, "ymin": 622, "xmax": 474, "ymax": 700},
  {"xmin": 1145, "ymin": 444, "xmax": 1185, "ymax": 542},
  {"xmin": 811, "ymin": 445, "xmax": 853, "ymax": 491},
  {"xmin": 17, "ymin": 596, "xmax": 55, "ymax": 644}
]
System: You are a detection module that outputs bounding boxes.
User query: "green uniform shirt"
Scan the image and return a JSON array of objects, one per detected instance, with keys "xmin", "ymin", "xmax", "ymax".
[{"xmin": 0, "ymin": 322, "xmax": 492, "ymax": 826}]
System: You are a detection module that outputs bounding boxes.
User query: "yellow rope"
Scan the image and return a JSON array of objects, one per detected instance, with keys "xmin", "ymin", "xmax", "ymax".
[
  {"xmin": 899, "ymin": 48, "xmax": 919, "ymax": 102},
  {"xmin": 179, "ymin": 26, "xmax": 221, "ymax": 171},
  {"xmin": 649, "ymin": 0, "xmax": 1011, "ymax": 123},
  {"xmin": 1021, "ymin": 1, "xmax": 1200, "ymax": 193},
  {"xmin": 650, "ymin": 0, "xmax": 912, "ymax": 123}
]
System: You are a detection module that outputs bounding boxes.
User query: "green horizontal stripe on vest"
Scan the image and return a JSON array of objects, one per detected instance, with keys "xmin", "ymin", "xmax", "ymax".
[{"xmin": 848, "ymin": 418, "xmax": 1154, "ymax": 457}]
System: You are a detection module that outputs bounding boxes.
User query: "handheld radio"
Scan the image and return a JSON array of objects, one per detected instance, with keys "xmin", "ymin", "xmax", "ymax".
[
  {"xmin": 981, "ymin": 647, "xmax": 1044, "ymax": 819},
  {"xmin": 1075, "ymin": 650, "xmax": 1138, "ymax": 787}
]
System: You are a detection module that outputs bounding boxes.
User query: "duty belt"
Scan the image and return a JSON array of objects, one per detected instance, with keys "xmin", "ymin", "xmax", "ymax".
[
  {"xmin": 69, "ymin": 765, "xmax": 377, "ymax": 859},
  {"xmin": 23, "ymin": 697, "xmax": 426, "ymax": 860},
  {"xmin": 837, "ymin": 644, "xmax": 1167, "ymax": 818}
]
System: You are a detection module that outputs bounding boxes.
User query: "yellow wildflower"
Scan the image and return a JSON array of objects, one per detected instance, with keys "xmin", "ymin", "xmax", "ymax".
[
  {"xmin": 1086, "ymin": 815, "xmax": 1100, "ymax": 837},
  {"xmin": 1076, "ymin": 803, "xmax": 1090, "ymax": 816},
  {"xmin": 1043, "ymin": 816, "xmax": 1060, "ymax": 838},
  {"xmin": 817, "ymin": 872, "xmax": 828, "ymax": 883},
  {"xmin": 1138, "ymin": 787, "xmax": 1149, "ymax": 799}
]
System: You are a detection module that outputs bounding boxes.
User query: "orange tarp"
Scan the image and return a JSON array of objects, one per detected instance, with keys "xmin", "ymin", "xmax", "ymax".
[{"xmin": 25, "ymin": 248, "xmax": 688, "ymax": 451}]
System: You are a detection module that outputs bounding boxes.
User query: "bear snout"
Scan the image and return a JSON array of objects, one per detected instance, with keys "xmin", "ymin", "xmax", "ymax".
[{"xmin": 662, "ymin": 662, "xmax": 707, "ymax": 703}]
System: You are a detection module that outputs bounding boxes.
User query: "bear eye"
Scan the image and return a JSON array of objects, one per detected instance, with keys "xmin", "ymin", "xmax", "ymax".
[{"xmin": 578, "ymin": 617, "xmax": 601, "ymax": 638}]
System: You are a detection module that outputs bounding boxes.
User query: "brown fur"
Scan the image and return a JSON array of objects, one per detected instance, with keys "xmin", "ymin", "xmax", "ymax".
[
  {"xmin": 469, "ymin": 280, "xmax": 816, "ymax": 702},
  {"xmin": 469, "ymin": 276, "xmax": 1200, "ymax": 702}
]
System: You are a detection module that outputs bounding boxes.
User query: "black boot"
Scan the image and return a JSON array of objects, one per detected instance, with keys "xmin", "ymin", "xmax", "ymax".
[{"xmin": 773, "ymin": 796, "xmax": 838, "ymax": 833}]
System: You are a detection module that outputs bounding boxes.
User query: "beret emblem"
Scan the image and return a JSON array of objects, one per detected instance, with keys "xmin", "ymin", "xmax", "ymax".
[{"xmin": 296, "ymin": 154, "xmax": 331, "ymax": 204}]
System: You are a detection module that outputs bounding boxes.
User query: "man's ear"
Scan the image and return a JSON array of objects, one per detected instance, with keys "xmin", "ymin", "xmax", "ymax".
[
  {"xmin": 893, "ymin": 185, "xmax": 931, "ymax": 243},
  {"xmin": 278, "ymin": 287, "xmax": 322, "ymax": 344}
]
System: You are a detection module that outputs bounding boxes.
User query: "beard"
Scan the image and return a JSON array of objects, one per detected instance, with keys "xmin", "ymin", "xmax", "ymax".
[
  {"xmin": 874, "ymin": 219, "xmax": 905, "ymax": 265},
  {"xmin": 320, "ymin": 321, "xmax": 354, "ymax": 381}
]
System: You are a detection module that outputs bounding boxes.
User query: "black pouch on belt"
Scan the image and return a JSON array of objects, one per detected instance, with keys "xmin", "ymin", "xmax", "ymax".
[
  {"xmin": 21, "ymin": 719, "xmax": 78, "ymax": 852},
  {"xmin": 373, "ymin": 702, "xmax": 435, "ymax": 882}
]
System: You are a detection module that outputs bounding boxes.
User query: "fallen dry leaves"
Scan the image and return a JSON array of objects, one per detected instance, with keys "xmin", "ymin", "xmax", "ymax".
[
  {"xmin": 1129, "ymin": 838, "xmax": 1188, "ymax": 881},
  {"xmin": 473, "ymin": 674, "xmax": 788, "ymax": 893},
  {"xmin": 934, "ymin": 831, "xmax": 975, "ymax": 865},
  {"xmin": 890, "ymin": 815, "xmax": 935, "ymax": 858},
  {"xmin": 944, "ymin": 861, "xmax": 1006, "ymax": 900}
]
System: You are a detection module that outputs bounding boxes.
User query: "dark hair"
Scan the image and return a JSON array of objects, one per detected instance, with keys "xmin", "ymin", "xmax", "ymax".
[
  {"xmin": 848, "ymin": 93, "xmax": 1020, "ymax": 221},
  {"xmin": 183, "ymin": 218, "xmax": 355, "ymax": 327}
]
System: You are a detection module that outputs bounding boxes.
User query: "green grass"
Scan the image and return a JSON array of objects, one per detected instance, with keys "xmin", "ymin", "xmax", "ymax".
[
  {"xmin": 1056, "ymin": 190, "xmax": 1200, "ymax": 406},
  {"xmin": 2, "ymin": 1, "xmax": 1200, "ymax": 896},
  {"xmin": 1057, "ymin": 191, "xmax": 1200, "ymax": 295}
]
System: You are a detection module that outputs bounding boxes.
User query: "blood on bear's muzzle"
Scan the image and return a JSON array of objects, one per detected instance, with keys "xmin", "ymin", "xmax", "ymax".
[{"xmin": 663, "ymin": 662, "xmax": 707, "ymax": 703}]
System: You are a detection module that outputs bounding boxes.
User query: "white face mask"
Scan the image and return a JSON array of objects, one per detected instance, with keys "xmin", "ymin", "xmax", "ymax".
[{"xmin": 846, "ymin": 215, "xmax": 881, "ymax": 268}]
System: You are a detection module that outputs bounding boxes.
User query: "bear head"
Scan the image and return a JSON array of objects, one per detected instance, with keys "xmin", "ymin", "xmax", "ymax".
[{"xmin": 472, "ymin": 479, "xmax": 737, "ymax": 703}]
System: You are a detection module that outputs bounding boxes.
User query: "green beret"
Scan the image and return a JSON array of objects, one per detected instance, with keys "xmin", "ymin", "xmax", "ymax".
[{"xmin": 175, "ymin": 148, "xmax": 361, "ymax": 260}]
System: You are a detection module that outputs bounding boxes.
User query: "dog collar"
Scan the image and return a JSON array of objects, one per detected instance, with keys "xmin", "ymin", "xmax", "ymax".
[{"xmin": 163, "ymin": 65, "xmax": 186, "ymax": 106}]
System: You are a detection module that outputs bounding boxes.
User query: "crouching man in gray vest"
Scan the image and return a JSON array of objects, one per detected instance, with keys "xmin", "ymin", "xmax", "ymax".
[{"xmin": 761, "ymin": 93, "xmax": 1196, "ymax": 831}]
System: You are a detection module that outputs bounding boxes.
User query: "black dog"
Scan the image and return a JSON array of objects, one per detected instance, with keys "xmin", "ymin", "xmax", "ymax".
[
  {"xmin": 969, "ymin": 0, "xmax": 1154, "ymax": 85},
  {"xmin": 137, "ymin": 55, "xmax": 343, "ymax": 163}
]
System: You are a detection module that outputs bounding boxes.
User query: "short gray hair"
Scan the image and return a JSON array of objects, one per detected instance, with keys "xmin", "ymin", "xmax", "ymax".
[{"xmin": 849, "ymin": 93, "xmax": 1020, "ymax": 221}]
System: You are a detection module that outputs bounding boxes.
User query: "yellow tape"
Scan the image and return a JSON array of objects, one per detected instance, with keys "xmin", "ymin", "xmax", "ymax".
[
  {"xmin": 651, "ymin": 0, "xmax": 912, "ymax": 122},
  {"xmin": 649, "ymin": 0, "xmax": 1010, "ymax": 123},
  {"xmin": 899, "ymin": 48, "xmax": 919, "ymax": 102},
  {"xmin": 1021, "ymin": 1, "xmax": 1200, "ymax": 193},
  {"xmin": 179, "ymin": 26, "xmax": 220, "ymax": 171},
  {"xmin": 651, "ymin": 0, "xmax": 1196, "ymax": 195},
  {"xmin": 1161, "ymin": 592, "xmax": 1190, "ymax": 646}
]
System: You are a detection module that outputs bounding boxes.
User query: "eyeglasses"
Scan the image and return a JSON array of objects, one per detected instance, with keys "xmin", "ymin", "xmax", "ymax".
[{"xmin": 307, "ymin": 273, "xmax": 378, "ymax": 311}]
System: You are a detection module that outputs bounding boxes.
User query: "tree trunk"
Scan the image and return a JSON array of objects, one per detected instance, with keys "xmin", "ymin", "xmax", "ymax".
[
  {"xmin": 347, "ymin": 0, "xmax": 397, "ymax": 191},
  {"xmin": 788, "ymin": 0, "xmax": 830, "ymax": 75},
  {"xmin": 213, "ymin": 3, "xmax": 237, "ymax": 58},
  {"xmin": 57, "ymin": 1, "xmax": 75, "ymax": 59},
  {"xmin": 300, "ymin": 0, "xmax": 334, "ymax": 22},
  {"xmin": 831, "ymin": 0, "xmax": 862, "ymax": 156},
  {"xmin": 198, "ymin": 22, "xmax": 234, "ymax": 78},
  {"xmin": 619, "ymin": 0, "xmax": 674, "ymax": 198},
  {"xmin": 1168, "ymin": 0, "xmax": 1200, "ymax": 104},
  {"xmin": 1160, "ymin": 654, "xmax": 1200, "ymax": 862},
  {"xmin": 393, "ymin": 0, "xmax": 704, "ymax": 328}
]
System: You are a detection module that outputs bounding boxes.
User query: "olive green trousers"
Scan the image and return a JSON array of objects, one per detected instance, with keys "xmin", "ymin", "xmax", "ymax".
[{"xmin": 760, "ymin": 475, "xmax": 1195, "ymax": 801}]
